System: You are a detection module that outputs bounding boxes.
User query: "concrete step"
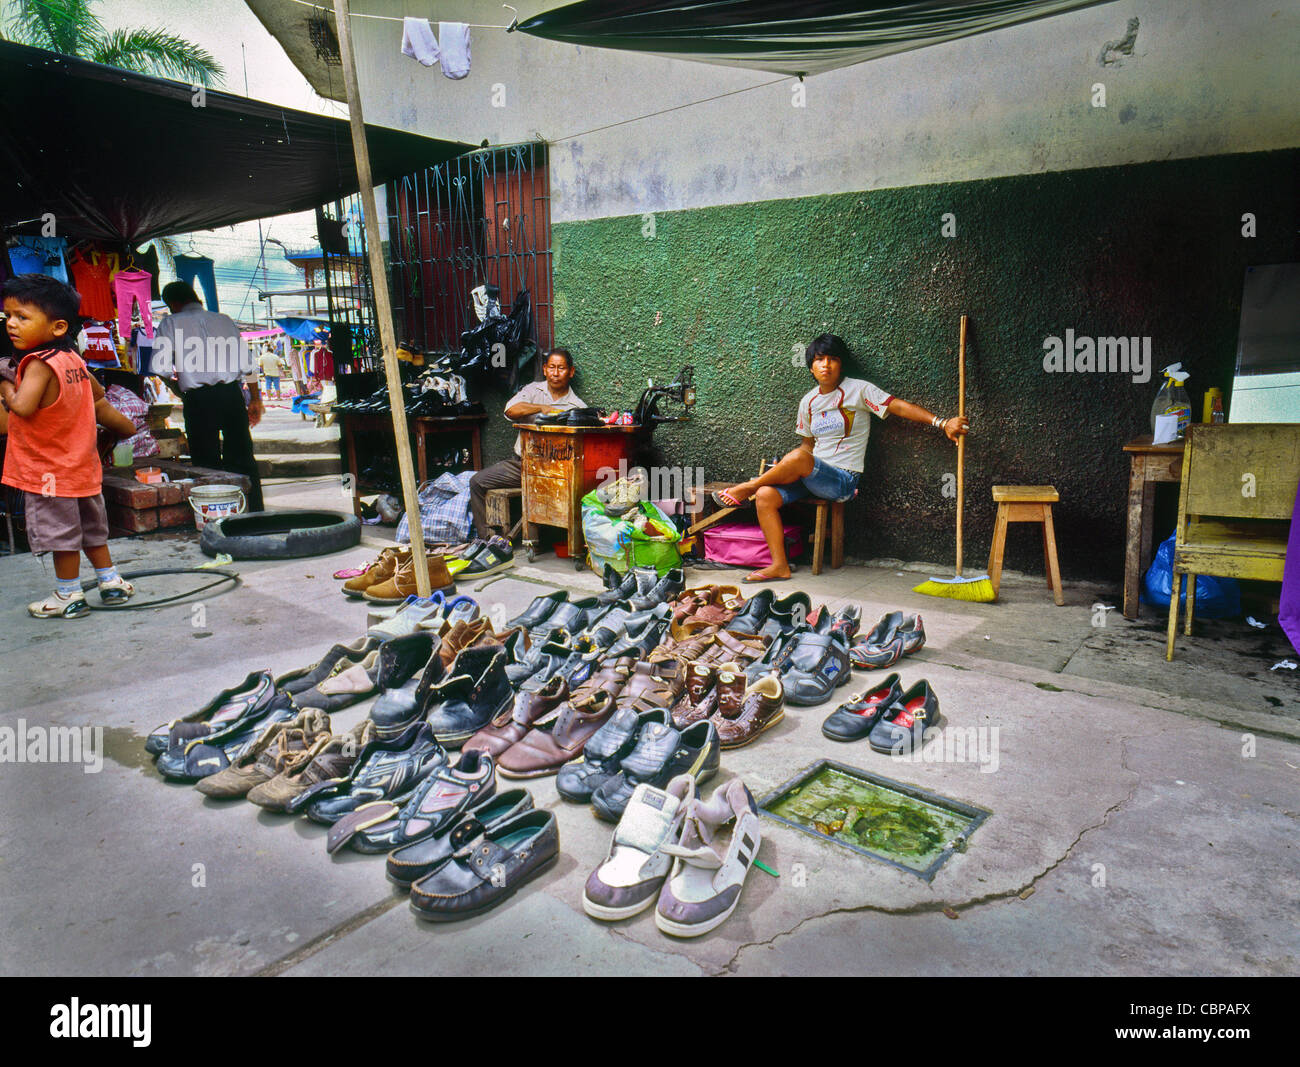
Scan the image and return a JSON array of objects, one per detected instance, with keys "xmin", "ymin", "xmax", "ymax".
[
  {"xmin": 256, "ymin": 452, "xmax": 342, "ymax": 478},
  {"xmin": 251, "ymin": 434, "xmax": 340, "ymax": 455}
]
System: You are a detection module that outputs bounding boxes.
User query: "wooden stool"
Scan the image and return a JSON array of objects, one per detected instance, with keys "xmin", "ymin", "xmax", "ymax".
[
  {"xmin": 486, "ymin": 487, "xmax": 523, "ymax": 541},
  {"xmin": 988, "ymin": 485, "xmax": 1064, "ymax": 605},
  {"xmin": 803, "ymin": 498, "xmax": 845, "ymax": 576}
]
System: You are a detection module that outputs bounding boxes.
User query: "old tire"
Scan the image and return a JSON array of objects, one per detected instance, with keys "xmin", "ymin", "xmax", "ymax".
[{"xmin": 199, "ymin": 510, "xmax": 361, "ymax": 560}]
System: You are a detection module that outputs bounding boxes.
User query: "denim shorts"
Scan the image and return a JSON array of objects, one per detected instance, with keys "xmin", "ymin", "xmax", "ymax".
[{"xmin": 775, "ymin": 457, "xmax": 859, "ymax": 505}]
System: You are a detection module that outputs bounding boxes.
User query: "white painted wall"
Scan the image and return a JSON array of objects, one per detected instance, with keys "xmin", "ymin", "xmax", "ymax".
[{"xmin": 345, "ymin": 0, "xmax": 1300, "ymax": 223}]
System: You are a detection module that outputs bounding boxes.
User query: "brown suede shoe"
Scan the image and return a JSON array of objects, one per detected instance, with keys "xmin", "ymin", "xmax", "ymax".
[
  {"xmin": 362, "ymin": 553, "xmax": 457, "ymax": 604},
  {"xmin": 195, "ymin": 709, "xmax": 331, "ymax": 798},
  {"xmin": 247, "ymin": 720, "xmax": 377, "ymax": 812},
  {"xmin": 497, "ymin": 690, "xmax": 617, "ymax": 778},
  {"xmin": 713, "ymin": 673, "xmax": 785, "ymax": 749},
  {"xmin": 463, "ymin": 676, "xmax": 569, "ymax": 758},
  {"xmin": 440, "ymin": 617, "xmax": 493, "ymax": 668},
  {"xmin": 343, "ymin": 548, "xmax": 408, "ymax": 599}
]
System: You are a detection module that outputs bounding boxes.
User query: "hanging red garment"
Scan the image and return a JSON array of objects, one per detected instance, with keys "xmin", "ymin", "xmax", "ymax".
[
  {"xmin": 317, "ymin": 346, "xmax": 334, "ymax": 381},
  {"xmin": 68, "ymin": 249, "xmax": 118, "ymax": 320}
]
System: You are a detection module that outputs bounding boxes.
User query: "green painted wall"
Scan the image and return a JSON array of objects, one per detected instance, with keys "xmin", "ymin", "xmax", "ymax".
[{"xmin": 482, "ymin": 149, "xmax": 1299, "ymax": 581}]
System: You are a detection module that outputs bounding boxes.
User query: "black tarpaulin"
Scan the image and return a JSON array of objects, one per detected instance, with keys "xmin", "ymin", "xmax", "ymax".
[
  {"xmin": 519, "ymin": 0, "xmax": 1112, "ymax": 76},
  {"xmin": 0, "ymin": 40, "xmax": 473, "ymax": 244}
]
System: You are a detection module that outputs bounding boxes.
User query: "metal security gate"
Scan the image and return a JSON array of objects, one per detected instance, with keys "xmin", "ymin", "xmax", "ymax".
[
  {"xmin": 318, "ymin": 191, "xmax": 379, "ymax": 373},
  {"xmin": 386, "ymin": 142, "xmax": 552, "ymax": 357}
]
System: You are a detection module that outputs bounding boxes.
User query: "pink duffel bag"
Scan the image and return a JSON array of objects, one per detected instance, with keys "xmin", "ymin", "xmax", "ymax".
[{"xmin": 702, "ymin": 520, "xmax": 802, "ymax": 567}]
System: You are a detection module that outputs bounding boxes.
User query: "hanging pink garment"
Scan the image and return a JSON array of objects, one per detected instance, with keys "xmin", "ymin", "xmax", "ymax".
[{"xmin": 112, "ymin": 268, "xmax": 154, "ymax": 339}]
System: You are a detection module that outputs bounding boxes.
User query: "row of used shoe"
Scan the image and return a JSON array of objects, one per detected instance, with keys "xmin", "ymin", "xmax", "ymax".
[{"xmin": 331, "ymin": 369, "xmax": 486, "ymax": 418}]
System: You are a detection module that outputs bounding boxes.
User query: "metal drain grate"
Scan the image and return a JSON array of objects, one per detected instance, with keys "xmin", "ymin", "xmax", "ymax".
[{"xmin": 758, "ymin": 760, "xmax": 990, "ymax": 881}]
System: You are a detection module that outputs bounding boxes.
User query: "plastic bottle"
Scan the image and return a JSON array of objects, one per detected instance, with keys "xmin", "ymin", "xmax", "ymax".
[
  {"xmin": 1204, "ymin": 386, "xmax": 1224, "ymax": 424},
  {"xmin": 1151, "ymin": 363, "xmax": 1192, "ymax": 438}
]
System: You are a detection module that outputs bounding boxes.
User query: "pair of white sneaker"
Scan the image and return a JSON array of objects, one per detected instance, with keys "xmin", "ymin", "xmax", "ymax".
[
  {"xmin": 28, "ymin": 578, "xmax": 134, "ymax": 619},
  {"xmin": 583, "ymin": 773, "xmax": 762, "ymax": 938}
]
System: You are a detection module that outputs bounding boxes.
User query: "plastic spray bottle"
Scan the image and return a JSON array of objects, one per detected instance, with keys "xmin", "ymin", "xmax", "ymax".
[{"xmin": 1151, "ymin": 363, "xmax": 1192, "ymax": 438}]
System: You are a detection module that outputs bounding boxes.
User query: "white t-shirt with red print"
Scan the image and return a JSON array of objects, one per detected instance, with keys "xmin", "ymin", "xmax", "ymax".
[{"xmin": 795, "ymin": 377, "xmax": 893, "ymax": 474}]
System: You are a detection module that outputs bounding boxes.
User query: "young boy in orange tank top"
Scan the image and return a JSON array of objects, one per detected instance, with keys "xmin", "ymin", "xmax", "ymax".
[{"xmin": 0, "ymin": 274, "xmax": 138, "ymax": 618}]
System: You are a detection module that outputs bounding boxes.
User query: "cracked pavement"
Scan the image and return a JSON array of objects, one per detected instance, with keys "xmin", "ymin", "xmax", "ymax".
[{"xmin": 2, "ymin": 488, "xmax": 1297, "ymax": 977}]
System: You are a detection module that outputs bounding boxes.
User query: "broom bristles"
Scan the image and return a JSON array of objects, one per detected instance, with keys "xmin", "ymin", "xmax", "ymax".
[{"xmin": 912, "ymin": 573, "xmax": 996, "ymax": 603}]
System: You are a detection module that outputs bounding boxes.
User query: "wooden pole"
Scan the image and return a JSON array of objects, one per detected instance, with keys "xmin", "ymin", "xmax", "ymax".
[
  {"xmin": 332, "ymin": 0, "xmax": 429, "ymax": 596},
  {"xmin": 956, "ymin": 314, "xmax": 967, "ymax": 577}
]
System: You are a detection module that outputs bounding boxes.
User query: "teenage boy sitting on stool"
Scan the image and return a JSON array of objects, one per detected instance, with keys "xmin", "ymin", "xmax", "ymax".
[
  {"xmin": 715, "ymin": 333, "xmax": 969, "ymax": 582},
  {"xmin": 0, "ymin": 275, "xmax": 139, "ymax": 618}
]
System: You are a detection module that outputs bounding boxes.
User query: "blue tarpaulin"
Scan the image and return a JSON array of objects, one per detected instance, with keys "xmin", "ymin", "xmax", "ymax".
[{"xmin": 275, "ymin": 318, "xmax": 331, "ymax": 342}]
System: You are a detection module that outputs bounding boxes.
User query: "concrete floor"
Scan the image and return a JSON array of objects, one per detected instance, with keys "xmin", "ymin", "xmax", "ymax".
[{"xmin": 1, "ymin": 481, "xmax": 1297, "ymax": 977}]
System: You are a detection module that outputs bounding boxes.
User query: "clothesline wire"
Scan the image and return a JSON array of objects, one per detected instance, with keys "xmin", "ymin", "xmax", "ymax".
[
  {"xmin": 548, "ymin": 75, "xmax": 790, "ymax": 144},
  {"xmin": 285, "ymin": 0, "xmax": 512, "ymax": 30}
]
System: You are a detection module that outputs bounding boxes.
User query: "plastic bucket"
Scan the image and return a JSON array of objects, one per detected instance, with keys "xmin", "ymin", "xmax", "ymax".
[{"xmin": 189, "ymin": 483, "xmax": 246, "ymax": 531}]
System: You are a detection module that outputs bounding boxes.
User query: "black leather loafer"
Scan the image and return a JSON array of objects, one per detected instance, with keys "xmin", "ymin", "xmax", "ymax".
[
  {"xmin": 409, "ymin": 809, "xmax": 560, "ymax": 922},
  {"xmin": 725, "ymin": 588, "xmax": 773, "ymax": 636},
  {"xmin": 507, "ymin": 591, "xmax": 568, "ymax": 631}
]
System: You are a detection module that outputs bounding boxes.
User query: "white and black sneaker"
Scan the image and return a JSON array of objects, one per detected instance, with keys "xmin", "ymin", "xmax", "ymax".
[
  {"xmin": 458, "ymin": 536, "xmax": 514, "ymax": 578},
  {"xmin": 98, "ymin": 577, "xmax": 135, "ymax": 606},
  {"xmin": 28, "ymin": 591, "xmax": 90, "ymax": 619}
]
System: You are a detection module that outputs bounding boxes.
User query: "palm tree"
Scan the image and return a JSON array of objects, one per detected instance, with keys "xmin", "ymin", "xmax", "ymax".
[{"xmin": 3, "ymin": 0, "xmax": 224, "ymax": 85}]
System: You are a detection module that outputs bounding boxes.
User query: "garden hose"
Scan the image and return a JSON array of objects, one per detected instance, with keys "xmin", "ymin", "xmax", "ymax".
[{"xmin": 78, "ymin": 566, "xmax": 241, "ymax": 610}]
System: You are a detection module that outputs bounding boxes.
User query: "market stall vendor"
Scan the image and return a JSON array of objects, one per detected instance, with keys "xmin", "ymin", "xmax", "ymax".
[
  {"xmin": 470, "ymin": 347, "xmax": 585, "ymax": 538},
  {"xmin": 714, "ymin": 333, "xmax": 969, "ymax": 582}
]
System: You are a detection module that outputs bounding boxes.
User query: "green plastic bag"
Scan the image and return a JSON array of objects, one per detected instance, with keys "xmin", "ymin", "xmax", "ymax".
[{"xmin": 581, "ymin": 492, "xmax": 682, "ymax": 576}]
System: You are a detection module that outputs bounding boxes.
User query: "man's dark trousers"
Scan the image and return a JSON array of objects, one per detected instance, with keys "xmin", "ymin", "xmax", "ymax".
[
  {"xmin": 469, "ymin": 456, "xmax": 522, "ymax": 539},
  {"xmin": 182, "ymin": 381, "xmax": 265, "ymax": 511}
]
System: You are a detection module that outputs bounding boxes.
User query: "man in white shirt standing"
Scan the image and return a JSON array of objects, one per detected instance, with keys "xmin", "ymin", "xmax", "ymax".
[
  {"xmin": 469, "ymin": 347, "xmax": 585, "ymax": 538},
  {"xmin": 152, "ymin": 281, "xmax": 264, "ymax": 511},
  {"xmin": 715, "ymin": 334, "xmax": 968, "ymax": 582}
]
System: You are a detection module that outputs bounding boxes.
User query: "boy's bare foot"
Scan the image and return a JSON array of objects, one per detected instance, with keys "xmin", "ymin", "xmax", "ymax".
[
  {"xmin": 713, "ymin": 483, "xmax": 757, "ymax": 507},
  {"xmin": 743, "ymin": 564, "xmax": 792, "ymax": 583}
]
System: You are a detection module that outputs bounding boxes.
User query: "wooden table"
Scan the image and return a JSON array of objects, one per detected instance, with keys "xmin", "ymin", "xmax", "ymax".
[
  {"xmin": 339, "ymin": 411, "xmax": 485, "ymax": 517},
  {"xmin": 516, "ymin": 423, "xmax": 638, "ymax": 564},
  {"xmin": 1122, "ymin": 434, "xmax": 1186, "ymax": 618}
]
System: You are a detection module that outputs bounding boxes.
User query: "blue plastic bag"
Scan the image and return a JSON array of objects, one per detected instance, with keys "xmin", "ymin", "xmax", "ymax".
[{"xmin": 1141, "ymin": 532, "xmax": 1241, "ymax": 619}]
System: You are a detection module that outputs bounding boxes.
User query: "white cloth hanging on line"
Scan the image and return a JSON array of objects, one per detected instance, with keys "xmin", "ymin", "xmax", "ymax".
[
  {"xmin": 439, "ymin": 22, "xmax": 471, "ymax": 79},
  {"xmin": 401, "ymin": 17, "xmax": 440, "ymax": 66}
]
